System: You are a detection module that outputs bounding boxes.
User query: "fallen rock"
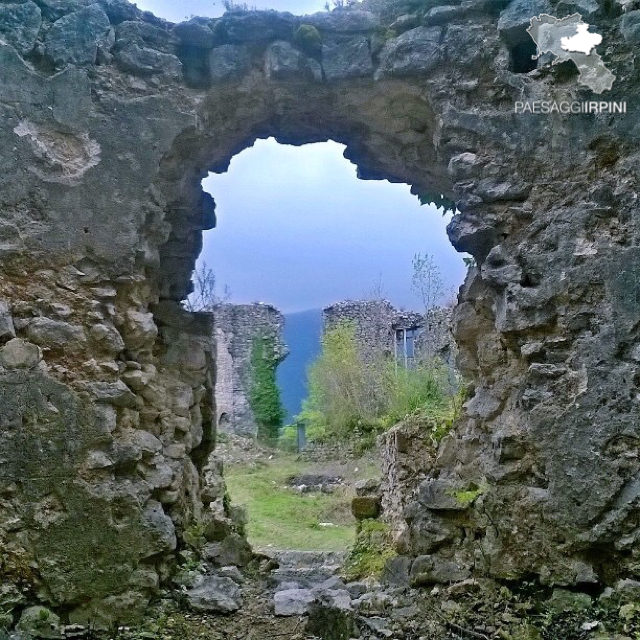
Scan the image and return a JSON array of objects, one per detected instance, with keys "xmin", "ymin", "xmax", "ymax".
[
  {"xmin": 185, "ymin": 575, "xmax": 242, "ymax": 613},
  {"xmin": 274, "ymin": 588, "xmax": 315, "ymax": 616}
]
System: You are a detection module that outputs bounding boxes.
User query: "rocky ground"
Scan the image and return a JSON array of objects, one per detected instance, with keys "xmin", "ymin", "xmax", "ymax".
[{"xmin": 9, "ymin": 549, "xmax": 640, "ymax": 640}]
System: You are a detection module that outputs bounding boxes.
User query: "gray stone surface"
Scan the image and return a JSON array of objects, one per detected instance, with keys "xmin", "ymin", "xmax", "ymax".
[
  {"xmin": 620, "ymin": 10, "xmax": 640, "ymax": 43},
  {"xmin": 322, "ymin": 35, "xmax": 373, "ymax": 80},
  {"xmin": 0, "ymin": 1, "xmax": 41, "ymax": 57},
  {"xmin": 0, "ymin": 301, "xmax": 15, "ymax": 342},
  {"xmin": 115, "ymin": 43, "xmax": 182, "ymax": 77},
  {"xmin": 376, "ymin": 27, "xmax": 442, "ymax": 78},
  {"xmin": 16, "ymin": 606, "xmax": 62, "ymax": 639},
  {"xmin": 274, "ymin": 588, "xmax": 315, "ymax": 616},
  {"xmin": 185, "ymin": 576, "xmax": 242, "ymax": 613},
  {"xmin": 264, "ymin": 40, "xmax": 322, "ymax": 81},
  {"xmin": 45, "ymin": 4, "xmax": 111, "ymax": 66},
  {"xmin": 209, "ymin": 44, "xmax": 251, "ymax": 83},
  {"xmin": 497, "ymin": 0, "xmax": 552, "ymax": 44}
]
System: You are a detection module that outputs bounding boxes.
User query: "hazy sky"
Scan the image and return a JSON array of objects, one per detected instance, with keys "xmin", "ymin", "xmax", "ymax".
[
  {"xmin": 199, "ymin": 140, "xmax": 467, "ymax": 314},
  {"xmin": 134, "ymin": 0, "xmax": 328, "ymax": 22}
]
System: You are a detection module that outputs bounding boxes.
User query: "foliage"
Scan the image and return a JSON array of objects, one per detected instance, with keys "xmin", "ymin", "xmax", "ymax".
[
  {"xmin": 299, "ymin": 321, "xmax": 453, "ymax": 443},
  {"xmin": 221, "ymin": 0, "xmax": 256, "ymax": 12},
  {"xmin": 249, "ymin": 334, "xmax": 285, "ymax": 443},
  {"xmin": 184, "ymin": 262, "xmax": 231, "ymax": 312},
  {"xmin": 418, "ymin": 190, "xmax": 456, "ymax": 213},
  {"xmin": 412, "ymin": 252, "xmax": 444, "ymax": 313},
  {"xmin": 294, "ymin": 24, "xmax": 323, "ymax": 56},
  {"xmin": 343, "ymin": 520, "xmax": 395, "ymax": 581}
]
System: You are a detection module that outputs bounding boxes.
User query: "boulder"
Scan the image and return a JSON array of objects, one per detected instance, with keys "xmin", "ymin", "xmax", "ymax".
[
  {"xmin": 209, "ymin": 44, "xmax": 251, "ymax": 83},
  {"xmin": 0, "ymin": 1, "xmax": 42, "ymax": 57},
  {"xmin": 264, "ymin": 40, "xmax": 322, "ymax": 81},
  {"xmin": 186, "ymin": 576, "xmax": 242, "ymax": 613},
  {"xmin": 27, "ymin": 317, "xmax": 86, "ymax": 350},
  {"xmin": 498, "ymin": 0, "xmax": 552, "ymax": 45},
  {"xmin": 45, "ymin": 4, "xmax": 112, "ymax": 67},
  {"xmin": 115, "ymin": 20, "xmax": 176, "ymax": 53},
  {"xmin": 274, "ymin": 588, "xmax": 315, "ymax": 616},
  {"xmin": 322, "ymin": 35, "xmax": 373, "ymax": 81},
  {"xmin": 376, "ymin": 27, "xmax": 442, "ymax": 79},
  {"xmin": 546, "ymin": 589, "xmax": 592, "ymax": 613},
  {"xmin": 0, "ymin": 338, "xmax": 42, "ymax": 369}
]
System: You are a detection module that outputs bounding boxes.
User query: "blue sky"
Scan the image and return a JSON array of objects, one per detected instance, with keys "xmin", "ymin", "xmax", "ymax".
[
  {"xmin": 134, "ymin": 0, "xmax": 328, "ymax": 22},
  {"xmin": 199, "ymin": 140, "xmax": 467, "ymax": 313}
]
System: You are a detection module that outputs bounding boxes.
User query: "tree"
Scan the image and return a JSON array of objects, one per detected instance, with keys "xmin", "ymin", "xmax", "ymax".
[
  {"xmin": 249, "ymin": 335, "xmax": 285, "ymax": 443},
  {"xmin": 185, "ymin": 262, "xmax": 231, "ymax": 312},
  {"xmin": 411, "ymin": 252, "xmax": 444, "ymax": 313}
]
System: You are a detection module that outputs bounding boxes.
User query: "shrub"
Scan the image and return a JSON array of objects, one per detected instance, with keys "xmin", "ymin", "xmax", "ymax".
[{"xmin": 299, "ymin": 321, "xmax": 454, "ymax": 443}]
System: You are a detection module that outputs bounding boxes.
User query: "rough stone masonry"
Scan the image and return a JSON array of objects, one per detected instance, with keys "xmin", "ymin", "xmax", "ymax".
[
  {"xmin": 0, "ymin": 0, "xmax": 638, "ymax": 625},
  {"xmin": 214, "ymin": 302, "xmax": 287, "ymax": 438}
]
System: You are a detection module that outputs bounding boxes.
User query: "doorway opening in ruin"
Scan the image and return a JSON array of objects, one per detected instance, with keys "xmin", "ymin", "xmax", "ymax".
[{"xmin": 187, "ymin": 137, "xmax": 468, "ymax": 554}]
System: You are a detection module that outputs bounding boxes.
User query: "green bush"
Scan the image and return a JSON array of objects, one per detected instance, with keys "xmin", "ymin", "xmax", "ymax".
[
  {"xmin": 249, "ymin": 334, "xmax": 285, "ymax": 443},
  {"xmin": 298, "ymin": 321, "xmax": 454, "ymax": 443}
]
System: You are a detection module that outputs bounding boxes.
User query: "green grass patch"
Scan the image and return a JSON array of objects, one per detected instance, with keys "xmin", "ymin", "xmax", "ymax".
[{"xmin": 224, "ymin": 453, "xmax": 379, "ymax": 552}]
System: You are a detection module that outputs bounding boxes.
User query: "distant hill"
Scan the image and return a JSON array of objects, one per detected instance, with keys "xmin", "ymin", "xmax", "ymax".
[{"xmin": 277, "ymin": 309, "xmax": 323, "ymax": 424}]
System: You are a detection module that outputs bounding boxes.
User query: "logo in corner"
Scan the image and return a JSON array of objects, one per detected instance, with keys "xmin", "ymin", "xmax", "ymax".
[{"xmin": 526, "ymin": 13, "xmax": 615, "ymax": 94}]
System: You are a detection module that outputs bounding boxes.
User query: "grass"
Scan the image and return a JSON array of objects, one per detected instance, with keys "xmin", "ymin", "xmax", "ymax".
[{"xmin": 224, "ymin": 453, "xmax": 379, "ymax": 552}]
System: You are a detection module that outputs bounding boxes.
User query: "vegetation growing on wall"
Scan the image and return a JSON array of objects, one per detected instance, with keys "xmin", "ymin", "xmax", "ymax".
[
  {"xmin": 249, "ymin": 334, "xmax": 285, "ymax": 443},
  {"xmin": 297, "ymin": 321, "xmax": 452, "ymax": 444}
]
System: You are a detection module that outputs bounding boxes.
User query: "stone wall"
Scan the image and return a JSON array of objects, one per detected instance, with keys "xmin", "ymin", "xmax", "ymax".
[
  {"xmin": 0, "ymin": 0, "xmax": 638, "ymax": 625},
  {"xmin": 214, "ymin": 303, "xmax": 288, "ymax": 438},
  {"xmin": 323, "ymin": 299, "xmax": 456, "ymax": 368}
]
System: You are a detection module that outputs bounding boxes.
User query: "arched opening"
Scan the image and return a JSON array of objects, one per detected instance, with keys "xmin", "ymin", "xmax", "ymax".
[{"xmin": 190, "ymin": 136, "xmax": 467, "ymax": 554}]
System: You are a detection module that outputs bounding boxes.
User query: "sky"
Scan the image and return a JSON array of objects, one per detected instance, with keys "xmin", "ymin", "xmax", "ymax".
[
  {"xmin": 198, "ymin": 139, "xmax": 467, "ymax": 314},
  {"xmin": 134, "ymin": 0, "xmax": 328, "ymax": 22}
]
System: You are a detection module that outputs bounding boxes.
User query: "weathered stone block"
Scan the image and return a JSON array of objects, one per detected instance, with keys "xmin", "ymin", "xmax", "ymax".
[
  {"xmin": 45, "ymin": 4, "xmax": 112, "ymax": 67},
  {"xmin": 0, "ymin": 1, "xmax": 41, "ymax": 57},
  {"xmin": 0, "ymin": 338, "xmax": 42, "ymax": 369},
  {"xmin": 410, "ymin": 555, "xmax": 471, "ymax": 585},
  {"xmin": 186, "ymin": 575, "xmax": 242, "ymax": 613},
  {"xmin": 304, "ymin": 9, "xmax": 379, "ymax": 33},
  {"xmin": 173, "ymin": 18, "xmax": 215, "ymax": 49},
  {"xmin": 209, "ymin": 44, "xmax": 251, "ymax": 83},
  {"xmin": 498, "ymin": 0, "xmax": 552, "ymax": 45},
  {"xmin": 265, "ymin": 40, "xmax": 322, "ymax": 81},
  {"xmin": 115, "ymin": 43, "xmax": 183, "ymax": 77},
  {"xmin": 376, "ymin": 26, "xmax": 442, "ymax": 78},
  {"xmin": 417, "ymin": 479, "xmax": 471, "ymax": 511},
  {"xmin": 274, "ymin": 588, "xmax": 315, "ymax": 616},
  {"xmin": 0, "ymin": 300, "xmax": 15, "ymax": 343},
  {"xmin": 322, "ymin": 35, "xmax": 373, "ymax": 81},
  {"xmin": 621, "ymin": 11, "xmax": 640, "ymax": 43}
]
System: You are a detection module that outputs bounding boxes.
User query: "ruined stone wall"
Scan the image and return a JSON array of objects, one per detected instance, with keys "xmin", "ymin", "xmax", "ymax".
[
  {"xmin": 323, "ymin": 299, "xmax": 456, "ymax": 367},
  {"xmin": 214, "ymin": 303, "xmax": 287, "ymax": 438},
  {"xmin": 0, "ymin": 0, "xmax": 638, "ymax": 625}
]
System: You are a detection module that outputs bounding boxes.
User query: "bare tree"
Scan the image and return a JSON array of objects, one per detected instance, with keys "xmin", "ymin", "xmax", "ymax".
[
  {"xmin": 412, "ymin": 252, "xmax": 444, "ymax": 313},
  {"xmin": 185, "ymin": 262, "xmax": 231, "ymax": 312},
  {"xmin": 363, "ymin": 273, "xmax": 387, "ymax": 301}
]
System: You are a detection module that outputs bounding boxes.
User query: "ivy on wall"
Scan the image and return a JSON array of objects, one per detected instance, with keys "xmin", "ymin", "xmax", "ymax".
[{"xmin": 249, "ymin": 334, "xmax": 285, "ymax": 442}]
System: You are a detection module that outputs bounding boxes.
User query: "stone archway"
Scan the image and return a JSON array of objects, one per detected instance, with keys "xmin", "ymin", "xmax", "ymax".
[{"xmin": 0, "ymin": 0, "xmax": 638, "ymax": 626}]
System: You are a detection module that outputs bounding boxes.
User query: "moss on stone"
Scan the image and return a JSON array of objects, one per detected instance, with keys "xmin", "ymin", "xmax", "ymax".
[
  {"xmin": 294, "ymin": 24, "xmax": 322, "ymax": 57},
  {"xmin": 343, "ymin": 520, "xmax": 395, "ymax": 581}
]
